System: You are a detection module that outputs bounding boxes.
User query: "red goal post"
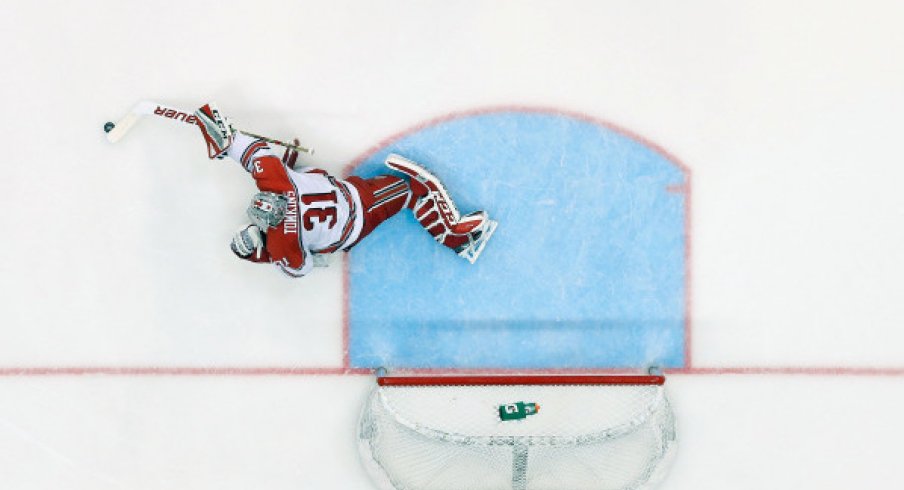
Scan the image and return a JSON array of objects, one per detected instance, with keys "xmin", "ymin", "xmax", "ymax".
[{"xmin": 359, "ymin": 373, "xmax": 676, "ymax": 490}]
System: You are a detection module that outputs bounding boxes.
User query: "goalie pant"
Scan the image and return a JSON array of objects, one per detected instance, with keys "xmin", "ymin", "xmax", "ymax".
[{"xmin": 227, "ymin": 133, "xmax": 485, "ymax": 278}]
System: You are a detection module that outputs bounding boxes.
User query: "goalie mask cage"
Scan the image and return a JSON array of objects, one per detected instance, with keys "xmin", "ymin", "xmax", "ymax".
[{"xmin": 358, "ymin": 374, "xmax": 677, "ymax": 490}]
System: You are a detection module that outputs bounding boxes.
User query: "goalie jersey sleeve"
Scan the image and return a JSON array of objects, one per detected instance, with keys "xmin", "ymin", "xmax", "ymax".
[{"xmin": 225, "ymin": 133, "xmax": 364, "ymax": 278}]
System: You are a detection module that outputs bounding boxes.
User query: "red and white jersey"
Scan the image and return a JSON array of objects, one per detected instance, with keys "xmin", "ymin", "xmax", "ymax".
[{"xmin": 227, "ymin": 133, "xmax": 364, "ymax": 278}]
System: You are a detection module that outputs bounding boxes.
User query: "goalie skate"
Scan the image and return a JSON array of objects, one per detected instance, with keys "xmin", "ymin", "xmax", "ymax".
[{"xmin": 454, "ymin": 212, "xmax": 498, "ymax": 264}]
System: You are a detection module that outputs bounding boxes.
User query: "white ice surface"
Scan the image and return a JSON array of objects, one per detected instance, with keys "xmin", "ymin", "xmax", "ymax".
[{"xmin": 1, "ymin": 0, "xmax": 903, "ymax": 488}]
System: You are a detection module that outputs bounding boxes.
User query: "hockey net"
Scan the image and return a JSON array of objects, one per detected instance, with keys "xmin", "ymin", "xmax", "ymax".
[{"xmin": 358, "ymin": 374, "xmax": 677, "ymax": 490}]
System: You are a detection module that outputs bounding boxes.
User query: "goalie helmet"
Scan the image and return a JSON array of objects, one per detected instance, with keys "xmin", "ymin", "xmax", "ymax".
[{"xmin": 247, "ymin": 192, "xmax": 289, "ymax": 229}]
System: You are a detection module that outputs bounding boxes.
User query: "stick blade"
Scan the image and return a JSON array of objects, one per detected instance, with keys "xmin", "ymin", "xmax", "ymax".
[{"xmin": 105, "ymin": 101, "xmax": 157, "ymax": 143}]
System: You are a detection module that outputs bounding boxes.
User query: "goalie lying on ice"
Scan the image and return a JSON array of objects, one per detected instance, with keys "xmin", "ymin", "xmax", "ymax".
[{"xmin": 194, "ymin": 103, "xmax": 497, "ymax": 278}]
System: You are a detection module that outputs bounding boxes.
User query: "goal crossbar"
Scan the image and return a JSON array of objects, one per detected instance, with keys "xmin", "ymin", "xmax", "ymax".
[{"xmin": 377, "ymin": 374, "xmax": 665, "ymax": 387}]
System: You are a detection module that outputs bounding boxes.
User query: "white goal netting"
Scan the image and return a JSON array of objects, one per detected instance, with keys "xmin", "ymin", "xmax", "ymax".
[{"xmin": 358, "ymin": 376, "xmax": 677, "ymax": 490}]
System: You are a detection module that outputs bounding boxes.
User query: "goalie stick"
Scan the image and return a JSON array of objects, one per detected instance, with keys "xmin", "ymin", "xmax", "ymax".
[{"xmin": 104, "ymin": 100, "xmax": 314, "ymax": 155}]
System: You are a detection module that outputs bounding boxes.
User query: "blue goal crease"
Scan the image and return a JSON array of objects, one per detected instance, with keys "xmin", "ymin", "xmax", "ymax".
[{"xmin": 346, "ymin": 112, "xmax": 687, "ymax": 370}]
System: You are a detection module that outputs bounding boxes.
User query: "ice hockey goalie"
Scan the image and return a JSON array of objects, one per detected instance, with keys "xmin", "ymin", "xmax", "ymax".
[{"xmin": 194, "ymin": 103, "xmax": 497, "ymax": 278}]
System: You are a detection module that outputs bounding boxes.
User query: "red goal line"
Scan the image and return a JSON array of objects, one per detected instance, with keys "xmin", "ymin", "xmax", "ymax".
[{"xmin": 0, "ymin": 366, "xmax": 901, "ymax": 377}]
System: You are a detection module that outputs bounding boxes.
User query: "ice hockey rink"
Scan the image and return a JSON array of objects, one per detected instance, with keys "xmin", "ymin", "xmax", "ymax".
[{"xmin": 1, "ymin": 1, "xmax": 903, "ymax": 488}]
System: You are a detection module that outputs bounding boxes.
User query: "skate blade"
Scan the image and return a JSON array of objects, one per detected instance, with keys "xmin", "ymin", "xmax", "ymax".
[{"xmin": 458, "ymin": 220, "xmax": 498, "ymax": 264}]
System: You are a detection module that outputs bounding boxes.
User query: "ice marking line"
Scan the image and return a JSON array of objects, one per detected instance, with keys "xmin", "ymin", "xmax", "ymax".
[
  {"xmin": 342, "ymin": 252, "xmax": 351, "ymax": 369},
  {"xmin": 670, "ymin": 366, "xmax": 904, "ymax": 376},
  {"xmin": 0, "ymin": 366, "xmax": 902, "ymax": 376},
  {"xmin": 0, "ymin": 367, "xmax": 371, "ymax": 376},
  {"xmin": 346, "ymin": 366, "xmax": 904, "ymax": 376}
]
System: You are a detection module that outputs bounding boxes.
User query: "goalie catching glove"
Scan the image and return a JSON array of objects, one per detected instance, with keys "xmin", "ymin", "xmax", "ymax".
[{"xmin": 194, "ymin": 103, "xmax": 235, "ymax": 159}]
